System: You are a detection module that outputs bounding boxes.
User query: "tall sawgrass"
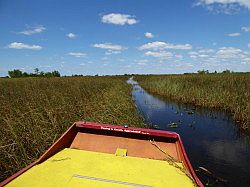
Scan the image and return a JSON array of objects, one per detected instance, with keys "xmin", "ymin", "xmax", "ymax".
[
  {"xmin": 136, "ymin": 73, "xmax": 250, "ymax": 129},
  {"xmin": 0, "ymin": 76, "xmax": 144, "ymax": 181}
]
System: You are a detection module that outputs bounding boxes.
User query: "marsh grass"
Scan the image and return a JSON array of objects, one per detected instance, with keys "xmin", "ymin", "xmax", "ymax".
[
  {"xmin": 136, "ymin": 73, "xmax": 250, "ymax": 129},
  {"xmin": 0, "ymin": 76, "xmax": 144, "ymax": 181}
]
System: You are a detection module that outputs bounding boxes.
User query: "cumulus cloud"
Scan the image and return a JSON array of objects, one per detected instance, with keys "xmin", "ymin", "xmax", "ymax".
[
  {"xmin": 145, "ymin": 32, "xmax": 154, "ymax": 38},
  {"xmin": 137, "ymin": 62, "xmax": 147, "ymax": 66},
  {"xmin": 67, "ymin": 33, "xmax": 76, "ymax": 39},
  {"xmin": 189, "ymin": 46, "xmax": 250, "ymax": 67},
  {"xmin": 93, "ymin": 43, "xmax": 126, "ymax": 51},
  {"xmin": 7, "ymin": 42, "xmax": 42, "ymax": 50},
  {"xmin": 139, "ymin": 41, "xmax": 192, "ymax": 50},
  {"xmin": 227, "ymin": 32, "xmax": 241, "ymax": 37},
  {"xmin": 198, "ymin": 49, "xmax": 215, "ymax": 53},
  {"xmin": 145, "ymin": 51, "xmax": 173, "ymax": 60},
  {"xmin": 68, "ymin": 52, "xmax": 86, "ymax": 58},
  {"xmin": 241, "ymin": 26, "xmax": 250, "ymax": 32},
  {"xmin": 195, "ymin": 0, "xmax": 250, "ymax": 14},
  {"xmin": 175, "ymin": 54, "xmax": 183, "ymax": 59},
  {"xmin": 189, "ymin": 51, "xmax": 199, "ymax": 55},
  {"xmin": 190, "ymin": 49, "xmax": 215, "ymax": 59},
  {"xmin": 105, "ymin": 51, "xmax": 121, "ymax": 55},
  {"xmin": 18, "ymin": 25, "xmax": 46, "ymax": 35},
  {"xmin": 93, "ymin": 43, "xmax": 127, "ymax": 55},
  {"xmin": 198, "ymin": 54, "xmax": 209, "ymax": 58},
  {"xmin": 134, "ymin": 59, "xmax": 149, "ymax": 66},
  {"xmin": 242, "ymin": 57, "xmax": 250, "ymax": 64},
  {"xmin": 190, "ymin": 55, "xmax": 198, "ymax": 59},
  {"xmin": 189, "ymin": 48, "xmax": 216, "ymax": 57},
  {"xmin": 101, "ymin": 13, "xmax": 138, "ymax": 25},
  {"xmin": 139, "ymin": 41, "xmax": 191, "ymax": 62},
  {"xmin": 216, "ymin": 47, "xmax": 247, "ymax": 59}
]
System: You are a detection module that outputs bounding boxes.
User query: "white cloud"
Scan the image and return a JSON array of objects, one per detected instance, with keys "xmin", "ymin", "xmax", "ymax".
[
  {"xmin": 7, "ymin": 42, "xmax": 42, "ymax": 50},
  {"xmin": 93, "ymin": 43, "xmax": 126, "ymax": 51},
  {"xmin": 216, "ymin": 47, "xmax": 247, "ymax": 59},
  {"xmin": 101, "ymin": 13, "xmax": 138, "ymax": 25},
  {"xmin": 195, "ymin": 0, "xmax": 250, "ymax": 14},
  {"xmin": 18, "ymin": 25, "xmax": 46, "ymax": 35},
  {"xmin": 190, "ymin": 55, "xmax": 198, "ymax": 59},
  {"xmin": 248, "ymin": 43, "xmax": 250, "ymax": 48},
  {"xmin": 198, "ymin": 49, "xmax": 215, "ymax": 53},
  {"xmin": 135, "ymin": 60, "xmax": 148, "ymax": 66},
  {"xmin": 227, "ymin": 32, "xmax": 241, "ymax": 37},
  {"xmin": 105, "ymin": 51, "xmax": 121, "ymax": 55},
  {"xmin": 145, "ymin": 51, "xmax": 173, "ymax": 59},
  {"xmin": 242, "ymin": 57, "xmax": 250, "ymax": 65},
  {"xmin": 137, "ymin": 62, "xmax": 147, "ymax": 66},
  {"xmin": 67, "ymin": 33, "xmax": 76, "ymax": 39},
  {"xmin": 175, "ymin": 54, "xmax": 183, "ymax": 59},
  {"xmin": 189, "ymin": 51, "xmax": 199, "ymax": 55},
  {"xmin": 139, "ymin": 41, "xmax": 192, "ymax": 50},
  {"xmin": 145, "ymin": 32, "xmax": 154, "ymax": 38},
  {"xmin": 188, "ymin": 46, "xmax": 250, "ymax": 72},
  {"xmin": 189, "ymin": 49, "xmax": 214, "ymax": 59},
  {"xmin": 93, "ymin": 43, "xmax": 127, "ymax": 55},
  {"xmin": 242, "ymin": 26, "xmax": 250, "ymax": 32},
  {"xmin": 68, "ymin": 52, "xmax": 86, "ymax": 58},
  {"xmin": 189, "ymin": 47, "xmax": 250, "ymax": 65},
  {"xmin": 198, "ymin": 54, "xmax": 209, "ymax": 58}
]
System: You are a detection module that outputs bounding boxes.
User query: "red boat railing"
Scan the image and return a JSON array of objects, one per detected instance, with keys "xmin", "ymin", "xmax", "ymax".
[{"xmin": 0, "ymin": 121, "xmax": 203, "ymax": 187}]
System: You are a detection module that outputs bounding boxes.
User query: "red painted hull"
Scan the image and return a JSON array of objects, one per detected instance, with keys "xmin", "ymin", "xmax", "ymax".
[{"xmin": 1, "ymin": 121, "xmax": 203, "ymax": 187}]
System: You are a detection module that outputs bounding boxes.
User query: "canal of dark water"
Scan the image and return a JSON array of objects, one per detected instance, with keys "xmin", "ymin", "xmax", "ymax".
[{"xmin": 128, "ymin": 78, "xmax": 250, "ymax": 187}]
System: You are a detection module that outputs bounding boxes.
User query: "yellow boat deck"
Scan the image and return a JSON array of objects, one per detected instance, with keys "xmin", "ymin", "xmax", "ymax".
[{"xmin": 7, "ymin": 148, "xmax": 194, "ymax": 187}]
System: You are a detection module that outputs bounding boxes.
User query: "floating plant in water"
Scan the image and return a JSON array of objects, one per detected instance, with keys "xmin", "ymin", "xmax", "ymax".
[
  {"xmin": 168, "ymin": 122, "xmax": 179, "ymax": 128},
  {"xmin": 188, "ymin": 111, "xmax": 194, "ymax": 115},
  {"xmin": 153, "ymin": 124, "xmax": 159, "ymax": 129}
]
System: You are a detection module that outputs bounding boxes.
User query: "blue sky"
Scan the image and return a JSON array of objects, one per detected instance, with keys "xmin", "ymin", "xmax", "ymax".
[{"xmin": 0, "ymin": 0, "xmax": 250, "ymax": 76}]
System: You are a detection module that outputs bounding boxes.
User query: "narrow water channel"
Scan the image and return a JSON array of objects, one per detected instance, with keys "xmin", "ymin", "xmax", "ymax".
[{"xmin": 127, "ymin": 78, "xmax": 250, "ymax": 187}]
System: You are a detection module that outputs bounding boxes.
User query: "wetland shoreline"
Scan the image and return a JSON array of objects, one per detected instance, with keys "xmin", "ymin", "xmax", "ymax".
[{"xmin": 135, "ymin": 74, "xmax": 250, "ymax": 130}]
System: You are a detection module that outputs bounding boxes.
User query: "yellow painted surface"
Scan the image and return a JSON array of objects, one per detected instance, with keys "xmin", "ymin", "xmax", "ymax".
[
  {"xmin": 7, "ymin": 148, "xmax": 195, "ymax": 187},
  {"xmin": 115, "ymin": 148, "xmax": 127, "ymax": 157}
]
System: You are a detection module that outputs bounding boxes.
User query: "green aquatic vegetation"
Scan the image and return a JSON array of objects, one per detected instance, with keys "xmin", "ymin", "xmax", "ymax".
[
  {"xmin": 153, "ymin": 124, "xmax": 160, "ymax": 129},
  {"xmin": 0, "ymin": 76, "xmax": 144, "ymax": 182},
  {"xmin": 168, "ymin": 122, "xmax": 179, "ymax": 128},
  {"xmin": 187, "ymin": 111, "xmax": 194, "ymax": 115}
]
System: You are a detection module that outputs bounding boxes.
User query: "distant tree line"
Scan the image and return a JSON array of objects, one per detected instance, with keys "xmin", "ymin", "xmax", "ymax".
[
  {"xmin": 196, "ymin": 69, "xmax": 234, "ymax": 74},
  {"xmin": 183, "ymin": 69, "xmax": 239, "ymax": 75},
  {"xmin": 8, "ymin": 68, "xmax": 60, "ymax": 78}
]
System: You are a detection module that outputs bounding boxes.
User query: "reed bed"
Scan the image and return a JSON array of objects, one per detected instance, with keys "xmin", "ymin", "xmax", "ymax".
[
  {"xmin": 135, "ymin": 73, "xmax": 250, "ymax": 129},
  {"xmin": 0, "ymin": 76, "xmax": 144, "ymax": 182}
]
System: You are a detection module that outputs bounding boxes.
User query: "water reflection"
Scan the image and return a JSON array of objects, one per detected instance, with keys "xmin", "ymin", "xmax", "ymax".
[{"xmin": 128, "ymin": 78, "xmax": 250, "ymax": 187}]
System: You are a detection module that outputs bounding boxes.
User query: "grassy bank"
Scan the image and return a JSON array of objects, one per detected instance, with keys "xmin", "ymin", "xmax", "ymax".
[
  {"xmin": 135, "ymin": 73, "xmax": 250, "ymax": 129},
  {"xmin": 0, "ymin": 76, "xmax": 144, "ymax": 181}
]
